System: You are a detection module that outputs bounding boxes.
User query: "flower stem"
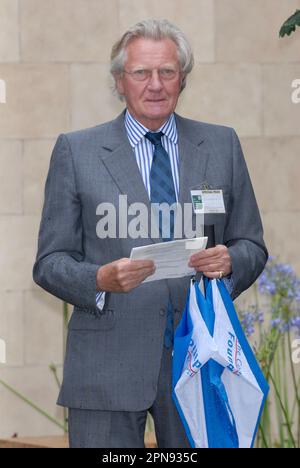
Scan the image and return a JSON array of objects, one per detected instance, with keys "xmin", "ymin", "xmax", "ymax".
[
  {"xmin": 0, "ymin": 379, "xmax": 65, "ymax": 431},
  {"xmin": 287, "ymin": 331, "xmax": 300, "ymax": 447},
  {"xmin": 269, "ymin": 373, "xmax": 296, "ymax": 448}
]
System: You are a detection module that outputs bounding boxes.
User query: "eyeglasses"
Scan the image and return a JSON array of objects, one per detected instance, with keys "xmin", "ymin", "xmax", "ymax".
[{"xmin": 123, "ymin": 68, "xmax": 179, "ymax": 82}]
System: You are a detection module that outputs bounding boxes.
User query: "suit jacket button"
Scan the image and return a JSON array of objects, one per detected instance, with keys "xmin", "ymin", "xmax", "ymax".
[{"xmin": 159, "ymin": 308, "xmax": 166, "ymax": 316}]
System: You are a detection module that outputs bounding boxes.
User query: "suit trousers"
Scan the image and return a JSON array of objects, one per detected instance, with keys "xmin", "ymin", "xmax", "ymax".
[{"xmin": 68, "ymin": 345, "xmax": 190, "ymax": 448}]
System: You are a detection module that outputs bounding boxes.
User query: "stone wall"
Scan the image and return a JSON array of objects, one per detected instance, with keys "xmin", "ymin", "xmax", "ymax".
[{"xmin": 0, "ymin": 0, "xmax": 299, "ymax": 438}]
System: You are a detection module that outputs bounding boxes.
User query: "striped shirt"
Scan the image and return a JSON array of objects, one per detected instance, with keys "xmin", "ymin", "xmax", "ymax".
[{"xmin": 124, "ymin": 110, "xmax": 179, "ymax": 200}]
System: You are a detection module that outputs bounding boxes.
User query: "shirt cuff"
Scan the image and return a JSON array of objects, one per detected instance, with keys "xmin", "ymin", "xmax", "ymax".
[
  {"xmin": 96, "ymin": 291, "xmax": 106, "ymax": 310},
  {"xmin": 223, "ymin": 275, "xmax": 234, "ymax": 295},
  {"xmin": 96, "ymin": 278, "xmax": 233, "ymax": 309}
]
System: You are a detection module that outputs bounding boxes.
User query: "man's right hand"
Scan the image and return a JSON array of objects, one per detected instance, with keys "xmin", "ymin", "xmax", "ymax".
[{"xmin": 96, "ymin": 258, "xmax": 156, "ymax": 293}]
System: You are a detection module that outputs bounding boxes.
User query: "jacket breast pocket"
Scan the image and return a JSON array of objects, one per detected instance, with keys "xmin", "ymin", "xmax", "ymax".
[
  {"xmin": 204, "ymin": 186, "xmax": 231, "ymax": 225},
  {"xmin": 190, "ymin": 183, "xmax": 231, "ymax": 244},
  {"xmin": 68, "ymin": 307, "xmax": 116, "ymax": 331}
]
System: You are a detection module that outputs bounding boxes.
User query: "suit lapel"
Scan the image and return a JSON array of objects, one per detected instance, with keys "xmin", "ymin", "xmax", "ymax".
[
  {"xmin": 176, "ymin": 114, "xmax": 210, "ymax": 207},
  {"xmin": 99, "ymin": 112, "xmax": 160, "ymax": 244},
  {"xmin": 100, "ymin": 112, "xmax": 148, "ymax": 203}
]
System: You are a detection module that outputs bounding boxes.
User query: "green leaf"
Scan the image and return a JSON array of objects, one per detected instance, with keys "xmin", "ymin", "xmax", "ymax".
[{"xmin": 279, "ymin": 10, "xmax": 300, "ymax": 37}]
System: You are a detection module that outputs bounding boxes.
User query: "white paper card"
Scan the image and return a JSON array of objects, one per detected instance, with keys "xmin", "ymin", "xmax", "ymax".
[{"xmin": 130, "ymin": 237, "xmax": 208, "ymax": 283}]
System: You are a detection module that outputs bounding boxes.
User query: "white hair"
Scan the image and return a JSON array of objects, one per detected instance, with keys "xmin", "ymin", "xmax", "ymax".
[{"xmin": 110, "ymin": 19, "xmax": 194, "ymax": 100}]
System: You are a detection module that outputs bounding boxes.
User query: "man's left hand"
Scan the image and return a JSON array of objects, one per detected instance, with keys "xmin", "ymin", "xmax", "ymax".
[{"xmin": 188, "ymin": 245, "xmax": 232, "ymax": 279}]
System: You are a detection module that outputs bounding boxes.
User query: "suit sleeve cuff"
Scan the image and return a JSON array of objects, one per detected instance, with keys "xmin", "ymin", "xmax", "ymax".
[{"xmin": 223, "ymin": 274, "xmax": 234, "ymax": 296}]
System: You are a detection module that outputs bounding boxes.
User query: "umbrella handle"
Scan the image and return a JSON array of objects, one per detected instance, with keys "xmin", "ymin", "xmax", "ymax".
[
  {"xmin": 193, "ymin": 224, "xmax": 216, "ymax": 288},
  {"xmin": 204, "ymin": 224, "xmax": 216, "ymax": 249}
]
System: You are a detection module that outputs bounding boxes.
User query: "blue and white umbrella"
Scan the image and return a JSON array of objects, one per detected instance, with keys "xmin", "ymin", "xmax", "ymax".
[{"xmin": 172, "ymin": 278, "xmax": 269, "ymax": 448}]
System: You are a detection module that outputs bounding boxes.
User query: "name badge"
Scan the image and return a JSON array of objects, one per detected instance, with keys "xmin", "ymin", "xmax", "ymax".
[{"xmin": 191, "ymin": 190, "xmax": 226, "ymax": 214}]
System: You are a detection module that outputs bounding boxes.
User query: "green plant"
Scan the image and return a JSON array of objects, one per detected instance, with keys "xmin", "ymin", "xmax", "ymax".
[
  {"xmin": 279, "ymin": 10, "xmax": 300, "ymax": 37},
  {"xmin": 0, "ymin": 377, "xmax": 66, "ymax": 432},
  {"xmin": 239, "ymin": 258, "xmax": 300, "ymax": 448},
  {"xmin": 0, "ymin": 301, "xmax": 70, "ymax": 435}
]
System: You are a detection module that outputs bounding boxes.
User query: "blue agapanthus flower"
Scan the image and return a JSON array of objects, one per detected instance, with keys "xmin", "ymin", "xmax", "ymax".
[
  {"xmin": 270, "ymin": 318, "xmax": 282, "ymax": 330},
  {"xmin": 258, "ymin": 257, "xmax": 300, "ymax": 303},
  {"xmin": 290, "ymin": 316, "xmax": 300, "ymax": 336},
  {"xmin": 240, "ymin": 309, "xmax": 265, "ymax": 337},
  {"xmin": 238, "ymin": 258, "xmax": 300, "ymax": 339},
  {"xmin": 256, "ymin": 257, "xmax": 300, "ymax": 337}
]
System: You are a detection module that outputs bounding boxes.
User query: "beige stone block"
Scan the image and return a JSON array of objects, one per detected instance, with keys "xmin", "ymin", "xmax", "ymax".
[
  {"xmin": 119, "ymin": 0, "xmax": 215, "ymax": 63},
  {"xmin": 262, "ymin": 211, "xmax": 300, "ymax": 275},
  {"xmin": 216, "ymin": 0, "xmax": 300, "ymax": 63},
  {"xmin": 0, "ymin": 216, "xmax": 40, "ymax": 291},
  {"xmin": 0, "ymin": 0, "xmax": 19, "ymax": 62},
  {"xmin": 235, "ymin": 284, "xmax": 259, "ymax": 312},
  {"xmin": 24, "ymin": 290, "xmax": 63, "ymax": 366},
  {"xmin": 0, "ymin": 140, "xmax": 22, "ymax": 214},
  {"xmin": 0, "ymin": 292, "xmax": 23, "ymax": 367},
  {"xmin": 177, "ymin": 63, "xmax": 263, "ymax": 137},
  {"xmin": 20, "ymin": 0, "xmax": 119, "ymax": 62},
  {"xmin": 23, "ymin": 140, "xmax": 55, "ymax": 215},
  {"xmin": 264, "ymin": 65, "xmax": 300, "ymax": 137},
  {"xmin": 0, "ymin": 65, "xmax": 70, "ymax": 139},
  {"xmin": 0, "ymin": 366, "xmax": 64, "ymax": 438},
  {"xmin": 71, "ymin": 64, "xmax": 124, "ymax": 130},
  {"xmin": 241, "ymin": 137, "xmax": 300, "ymax": 213}
]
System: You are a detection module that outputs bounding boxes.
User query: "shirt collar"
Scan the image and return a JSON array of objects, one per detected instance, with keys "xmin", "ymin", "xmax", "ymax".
[{"xmin": 125, "ymin": 110, "xmax": 178, "ymax": 148}]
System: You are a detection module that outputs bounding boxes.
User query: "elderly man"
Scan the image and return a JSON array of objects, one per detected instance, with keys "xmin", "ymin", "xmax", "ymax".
[{"xmin": 33, "ymin": 19, "xmax": 267, "ymax": 448}]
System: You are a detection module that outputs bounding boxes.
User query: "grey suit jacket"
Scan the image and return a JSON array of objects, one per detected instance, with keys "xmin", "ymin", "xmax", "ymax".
[{"xmin": 33, "ymin": 111, "xmax": 268, "ymax": 411}]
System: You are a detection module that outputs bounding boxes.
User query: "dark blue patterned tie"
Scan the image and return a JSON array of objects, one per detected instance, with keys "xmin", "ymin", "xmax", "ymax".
[{"xmin": 146, "ymin": 131, "xmax": 176, "ymax": 348}]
